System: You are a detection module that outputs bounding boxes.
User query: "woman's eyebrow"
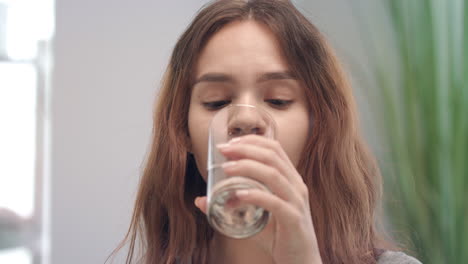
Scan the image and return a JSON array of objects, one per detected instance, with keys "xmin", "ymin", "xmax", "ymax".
[
  {"xmin": 257, "ymin": 71, "xmax": 297, "ymax": 82},
  {"xmin": 193, "ymin": 73, "xmax": 234, "ymax": 85},
  {"xmin": 193, "ymin": 71, "xmax": 297, "ymax": 86}
]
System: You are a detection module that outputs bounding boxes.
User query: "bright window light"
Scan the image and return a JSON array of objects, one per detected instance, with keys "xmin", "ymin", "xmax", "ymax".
[
  {"xmin": 0, "ymin": 247, "xmax": 32, "ymax": 264},
  {"xmin": 0, "ymin": 62, "xmax": 37, "ymax": 218},
  {"xmin": 1, "ymin": 0, "xmax": 54, "ymax": 60}
]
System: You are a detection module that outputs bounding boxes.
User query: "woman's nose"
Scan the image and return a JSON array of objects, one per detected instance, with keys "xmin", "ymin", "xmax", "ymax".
[{"xmin": 227, "ymin": 105, "xmax": 267, "ymax": 137}]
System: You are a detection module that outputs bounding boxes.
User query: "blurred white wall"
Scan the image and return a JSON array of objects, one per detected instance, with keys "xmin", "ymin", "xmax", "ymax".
[
  {"xmin": 51, "ymin": 0, "xmax": 389, "ymax": 263},
  {"xmin": 52, "ymin": 1, "xmax": 209, "ymax": 263}
]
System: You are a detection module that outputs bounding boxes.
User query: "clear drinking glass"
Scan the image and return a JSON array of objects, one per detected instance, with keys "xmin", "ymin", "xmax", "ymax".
[{"xmin": 207, "ymin": 104, "xmax": 276, "ymax": 239}]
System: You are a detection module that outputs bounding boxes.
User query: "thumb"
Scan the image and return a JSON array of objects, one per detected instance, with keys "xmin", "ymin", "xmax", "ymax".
[{"xmin": 194, "ymin": 196, "xmax": 208, "ymax": 215}]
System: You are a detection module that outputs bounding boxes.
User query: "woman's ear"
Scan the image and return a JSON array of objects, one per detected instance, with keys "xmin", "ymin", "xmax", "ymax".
[{"xmin": 194, "ymin": 196, "xmax": 208, "ymax": 215}]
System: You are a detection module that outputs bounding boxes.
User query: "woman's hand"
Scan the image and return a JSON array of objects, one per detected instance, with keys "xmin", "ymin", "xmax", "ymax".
[{"xmin": 194, "ymin": 134, "xmax": 322, "ymax": 264}]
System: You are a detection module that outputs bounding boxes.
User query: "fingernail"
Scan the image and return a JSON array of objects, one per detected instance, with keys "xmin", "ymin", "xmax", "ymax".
[
  {"xmin": 228, "ymin": 137, "xmax": 241, "ymax": 144},
  {"xmin": 236, "ymin": 190, "xmax": 249, "ymax": 197},
  {"xmin": 217, "ymin": 138, "xmax": 241, "ymax": 149},
  {"xmin": 216, "ymin": 143, "xmax": 230, "ymax": 149},
  {"xmin": 222, "ymin": 161, "xmax": 237, "ymax": 168}
]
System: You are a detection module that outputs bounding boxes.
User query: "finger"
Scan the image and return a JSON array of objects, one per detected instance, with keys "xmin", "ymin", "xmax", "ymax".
[
  {"xmin": 228, "ymin": 135, "xmax": 294, "ymax": 168},
  {"xmin": 224, "ymin": 135, "xmax": 307, "ymax": 188},
  {"xmin": 222, "ymin": 159, "xmax": 299, "ymax": 203},
  {"xmin": 194, "ymin": 196, "xmax": 207, "ymax": 215},
  {"xmin": 218, "ymin": 143, "xmax": 293, "ymax": 183},
  {"xmin": 235, "ymin": 188, "xmax": 301, "ymax": 226}
]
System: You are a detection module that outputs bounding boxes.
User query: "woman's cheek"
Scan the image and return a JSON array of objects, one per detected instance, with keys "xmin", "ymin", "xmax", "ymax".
[
  {"xmin": 190, "ymin": 128, "xmax": 210, "ymax": 181},
  {"xmin": 276, "ymin": 112, "xmax": 310, "ymax": 167}
]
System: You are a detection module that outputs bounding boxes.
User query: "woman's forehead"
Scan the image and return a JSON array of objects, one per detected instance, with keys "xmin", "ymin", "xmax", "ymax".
[{"xmin": 195, "ymin": 20, "xmax": 289, "ymax": 76}]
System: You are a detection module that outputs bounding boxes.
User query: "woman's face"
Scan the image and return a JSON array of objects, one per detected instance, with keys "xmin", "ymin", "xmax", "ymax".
[{"xmin": 188, "ymin": 20, "xmax": 310, "ymax": 181}]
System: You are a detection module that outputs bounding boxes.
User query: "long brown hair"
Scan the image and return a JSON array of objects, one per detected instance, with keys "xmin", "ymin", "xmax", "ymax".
[{"xmin": 111, "ymin": 0, "xmax": 391, "ymax": 263}]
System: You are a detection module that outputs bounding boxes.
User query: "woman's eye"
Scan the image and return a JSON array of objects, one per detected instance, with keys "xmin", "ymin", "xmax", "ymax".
[
  {"xmin": 265, "ymin": 99, "xmax": 293, "ymax": 108},
  {"xmin": 202, "ymin": 100, "xmax": 231, "ymax": 110}
]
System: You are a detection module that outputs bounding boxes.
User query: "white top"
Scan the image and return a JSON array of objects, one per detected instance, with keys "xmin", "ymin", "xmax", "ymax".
[
  {"xmin": 377, "ymin": 251, "xmax": 422, "ymax": 264},
  {"xmin": 176, "ymin": 251, "xmax": 422, "ymax": 263}
]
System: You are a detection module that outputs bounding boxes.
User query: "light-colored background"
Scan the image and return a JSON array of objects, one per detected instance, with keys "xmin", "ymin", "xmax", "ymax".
[{"xmin": 51, "ymin": 0, "xmax": 390, "ymax": 263}]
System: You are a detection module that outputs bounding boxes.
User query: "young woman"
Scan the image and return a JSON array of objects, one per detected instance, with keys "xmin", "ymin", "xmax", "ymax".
[{"xmin": 113, "ymin": 1, "xmax": 421, "ymax": 263}]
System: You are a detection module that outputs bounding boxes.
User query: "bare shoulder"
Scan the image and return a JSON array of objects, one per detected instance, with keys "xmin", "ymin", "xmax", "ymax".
[{"xmin": 377, "ymin": 251, "xmax": 422, "ymax": 264}]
